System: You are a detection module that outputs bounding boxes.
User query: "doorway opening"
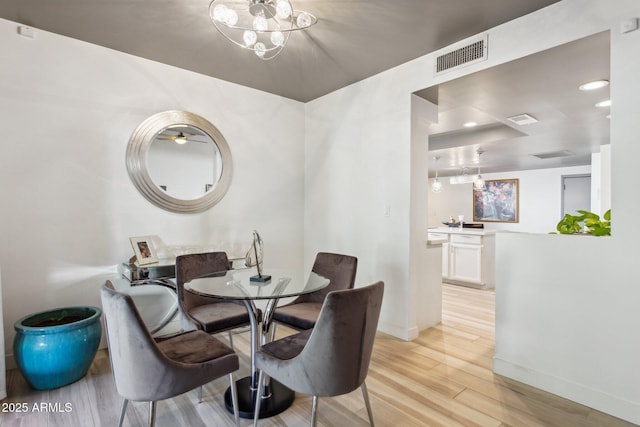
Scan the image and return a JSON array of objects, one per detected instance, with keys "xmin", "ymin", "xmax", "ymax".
[{"xmin": 561, "ymin": 174, "xmax": 591, "ymax": 218}]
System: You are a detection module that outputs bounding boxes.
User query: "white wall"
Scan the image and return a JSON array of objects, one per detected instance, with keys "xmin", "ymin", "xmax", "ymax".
[
  {"xmin": 0, "ymin": 18, "xmax": 306, "ymax": 366},
  {"xmin": 0, "ymin": 267, "xmax": 5, "ymax": 399},
  {"xmin": 493, "ymin": 7, "xmax": 640, "ymax": 423},
  {"xmin": 304, "ymin": 64, "xmax": 418, "ymax": 338},
  {"xmin": 411, "ymin": 95, "xmax": 442, "ymax": 334},
  {"xmin": 305, "ymin": 0, "xmax": 622, "ymax": 336},
  {"xmin": 591, "ymin": 144, "xmax": 612, "ymax": 215},
  {"xmin": 429, "ymin": 165, "xmax": 591, "ymax": 234},
  {"xmin": 305, "ymin": 0, "xmax": 640, "ymax": 423}
]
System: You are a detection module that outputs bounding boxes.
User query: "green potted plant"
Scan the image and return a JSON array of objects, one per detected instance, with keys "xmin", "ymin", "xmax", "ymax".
[{"xmin": 554, "ymin": 209, "xmax": 611, "ymax": 236}]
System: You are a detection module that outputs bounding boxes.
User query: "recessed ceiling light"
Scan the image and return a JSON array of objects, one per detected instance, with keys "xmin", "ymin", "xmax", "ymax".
[
  {"xmin": 595, "ymin": 100, "xmax": 612, "ymax": 108},
  {"xmin": 579, "ymin": 80, "xmax": 609, "ymax": 91},
  {"xmin": 463, "ymin": 122, "xmax": 478, "ymax": 128}
]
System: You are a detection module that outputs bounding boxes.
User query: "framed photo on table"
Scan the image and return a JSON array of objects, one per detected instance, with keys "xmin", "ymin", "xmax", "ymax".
[
  {"xmin": 129, "ymin": 235, "xmax": 159, "ymax": 265},
  {"xmin": 473, "ymin": 179, "xmax": 519, "ymax": 223}
]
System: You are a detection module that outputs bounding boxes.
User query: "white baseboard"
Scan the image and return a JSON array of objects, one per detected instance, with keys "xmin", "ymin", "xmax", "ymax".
[
  {"xmin": 494, "ymin": 357, "xmax": 640, "ymax": 425},
  {"xmin": 406, "ymin": 326, "xmax": 419, "ymax": 341},
  {"xmin": 377, "ymin": 321, "xmax": 418, "ymax": 341}
]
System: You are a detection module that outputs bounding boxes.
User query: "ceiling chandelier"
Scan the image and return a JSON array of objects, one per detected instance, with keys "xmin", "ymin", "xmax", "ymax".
[
  {"xmin": 432, "ymin": 156, "xmax": 442, "ymax": 193},
  {"xmin": 473, "ymin": 149, "xmax": 485, "ymax": 191},
  {"xmin": 209, "ymin": 0, "xmax": 317, "ymax": 60}
]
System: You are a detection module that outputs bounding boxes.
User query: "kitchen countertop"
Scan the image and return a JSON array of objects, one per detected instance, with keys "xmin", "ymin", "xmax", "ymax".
[
  {"xmin": 426, "ymin": 236, "xmax": 448, "ymax": 245},
  {"xmin": 428, "ymin": 226, "xmax": 496, "ymax": 236}
]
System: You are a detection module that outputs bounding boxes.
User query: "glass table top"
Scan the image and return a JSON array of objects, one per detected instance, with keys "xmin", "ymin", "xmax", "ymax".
[{"xmin": 185, "ymin": 267, "xmax": 329, "ymax": 300}]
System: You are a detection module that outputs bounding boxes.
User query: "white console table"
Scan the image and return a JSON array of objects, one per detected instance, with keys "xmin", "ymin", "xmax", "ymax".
[{"xmin": 116, "ymin": 254, "xmax": 246, "ymax": 337}]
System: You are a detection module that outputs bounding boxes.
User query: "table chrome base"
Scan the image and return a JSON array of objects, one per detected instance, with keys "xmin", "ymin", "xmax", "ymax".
[{"xmin": 224, "ymin": 376, "xmax": 294, "ymax": 419}]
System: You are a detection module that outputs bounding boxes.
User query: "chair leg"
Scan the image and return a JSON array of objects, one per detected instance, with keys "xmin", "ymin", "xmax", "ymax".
[
  {"xmin": 149, "ymin": 401, "xmax": 157, "ymax": 427},
  {"xmin": 310, "ymin": 396, "xmax": 319, "ymax": 427},
  {"xmin": 252, "ymin": 370, "xmax": 265, "ymax": 427},
  {"xmin": 228, "ymin": 330, "xmax": 235, "ymax": 350},
  {"xmin": 229, "ymin": 373, "xmax": 240, "ymax": 427},
  {"xmin": 118, "ymin": 398, "xmax": 128, "ymax": 427},
  {"xmin": 361, "ymin": 381, "xmax": 375, "ymax": 426}
]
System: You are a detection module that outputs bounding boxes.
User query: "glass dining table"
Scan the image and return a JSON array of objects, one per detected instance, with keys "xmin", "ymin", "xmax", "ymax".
[{"xmin": 185, "ymin": 267, "xmax": 329, "ymax": 419}]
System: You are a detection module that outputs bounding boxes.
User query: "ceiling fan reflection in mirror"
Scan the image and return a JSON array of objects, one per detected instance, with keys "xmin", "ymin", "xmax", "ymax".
[
  {"xmin": 158, "ymin": 131, "xmax": 189, "ymax": 144},
  {"xmin": 155, "ymin": 128, "xmax": 212, "ymax": 145},
  {"xmin": 156, "ymin": 125, "xmax": 212, "ymax": 145}
]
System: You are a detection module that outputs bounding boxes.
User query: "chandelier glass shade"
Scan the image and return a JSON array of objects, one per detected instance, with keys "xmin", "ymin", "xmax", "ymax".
[
  {"xmin": 432, "ymin": 179, "xmax": 443, "ymax": 193},
  {"xmin": 473, "ymin": 173, "xmax": 485, "ymax": 191},
  {"xmin": 209, "ymin": 0, "xmax": 317, "ymax": 60},
  {"xmin": 473, "ymin": 149, "xmax": 485, "ymax": 191},
  {"xmin": 432, "ymin": 156, "xmax": 442, "ymax": 193}
]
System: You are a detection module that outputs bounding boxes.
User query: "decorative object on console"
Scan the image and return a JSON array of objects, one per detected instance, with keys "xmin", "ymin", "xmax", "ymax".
[
  {"xmin": 129, "ymin": 235, "xmax": 159, "ymax": 265},
  {"xmin": 246, "ymin": 230, "xmax": 271, "ymax": 282},
  {"xmin": 441, "ymin": 220, "xmax": 483, "ymax": 228},
  {"xmin": 209, "ymin": 0, "xmax": 317, "ymax": 60},
  {"xmin": 473, "ymin": 178, "xmax": 519, "ymax": 223},
  {"xmin": 463, "ymin": 223, "xmax": 484, "ymax": 229},
  {"xmin": 442, "ymin": 220, "xmax": 460, "ymax": 227},
  {"xmin": 13, "ymin": 306, "xmax": 102, "ymax": 390}
]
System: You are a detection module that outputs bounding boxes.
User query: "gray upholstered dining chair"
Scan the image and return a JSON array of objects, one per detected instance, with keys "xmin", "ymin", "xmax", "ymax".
[
  {"xmin": 175, "ymin": 252, "xmax": 255, "ymax": 349},
  {"xmin": 272, "ymin": 252, "xmax": 357, "ymax": 331},
  {"xmin": 253, "ymin": 281, "xmax": 384, "ymax": 427},
  {"xmin": 101, "ymin": 281, "xmax": 240, "ymax": 427}
]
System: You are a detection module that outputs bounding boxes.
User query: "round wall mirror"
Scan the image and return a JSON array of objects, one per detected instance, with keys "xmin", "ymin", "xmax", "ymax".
[{"xmin": 126, "ymin": 111, "xmax": 233, "ymax": 213}]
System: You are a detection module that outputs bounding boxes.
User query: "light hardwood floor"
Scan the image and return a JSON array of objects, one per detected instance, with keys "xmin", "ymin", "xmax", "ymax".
[{"xmin": 2, "ymin": 284, "xmax": 636, "ymax": 427}]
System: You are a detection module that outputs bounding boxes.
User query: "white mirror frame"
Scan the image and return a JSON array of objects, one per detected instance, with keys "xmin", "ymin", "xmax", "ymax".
[{"xmin": 126, "ymin": 110, "xmax": 233, "ymax": 213}]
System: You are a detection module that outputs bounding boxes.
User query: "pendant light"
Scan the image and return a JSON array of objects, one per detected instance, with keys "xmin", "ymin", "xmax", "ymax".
[
  {"xmin": 473, "ymin": 149, "xmax": 485, "ymax": 191},
  {"xmin": 432, "ymin": 156, "xmax": 443, "ymax": 193}
]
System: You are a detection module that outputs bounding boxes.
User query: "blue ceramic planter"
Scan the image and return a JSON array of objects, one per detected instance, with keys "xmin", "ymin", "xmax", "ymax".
[{"xmin": 13, "ymin": 306, "xmax": 102, "ymax": 390}]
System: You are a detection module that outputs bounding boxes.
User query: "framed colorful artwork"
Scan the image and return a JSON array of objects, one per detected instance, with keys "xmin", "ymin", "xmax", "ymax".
[{"xmin": 473, "ymin": 179, "xmax": 519, "ymax": 223}]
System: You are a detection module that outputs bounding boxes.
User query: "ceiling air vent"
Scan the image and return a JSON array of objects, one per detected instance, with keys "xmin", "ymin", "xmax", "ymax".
[
  {"xmin": 507, "ymin": 113, "xmax": 538, "ymax": 125},
  {"xmin": 435, "ymin": 34, "xmax": 488, "ymax": 75},
  {"xmin": 532, "ymin": 150, "xmax": 574, "ymax": 159}
]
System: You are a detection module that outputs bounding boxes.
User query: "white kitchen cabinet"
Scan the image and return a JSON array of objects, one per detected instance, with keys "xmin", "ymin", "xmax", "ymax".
[
  {"xmin": 442, "ymin": 241, "xmax": 450, "ymax": 278},
  {"xmin": 428, "ymin": 229, "xmax": 495, "ymax": 289},
  {"xmin": 428, "ymin": 232, "xmax": 449, "ymax": 278},
  {"xmin": 450, "ymin": 241, "xmax": 483, "ymax": 284}
]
